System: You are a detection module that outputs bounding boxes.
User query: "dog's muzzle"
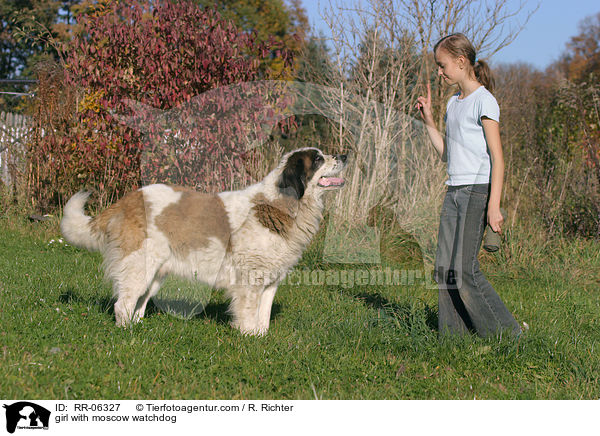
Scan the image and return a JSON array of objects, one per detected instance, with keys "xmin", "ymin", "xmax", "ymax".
[{"xmin": 317, "ymin": 154, "xmax": 347, "ymax": 188}]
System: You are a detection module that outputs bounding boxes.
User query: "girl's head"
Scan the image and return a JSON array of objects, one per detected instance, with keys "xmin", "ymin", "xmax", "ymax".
[{"xmin": 433, "ymin": 33, "xmax": 494, "ymax": 92}]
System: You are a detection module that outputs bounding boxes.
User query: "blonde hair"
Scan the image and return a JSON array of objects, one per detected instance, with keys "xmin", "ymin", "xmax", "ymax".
[{"xmin": 434, "ymin": 33, "xmax": 494, "ymax": 92}]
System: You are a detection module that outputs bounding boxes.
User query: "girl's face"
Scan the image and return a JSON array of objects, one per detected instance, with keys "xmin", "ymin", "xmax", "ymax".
[{"xmin": 434, "ymin": 48, "xmax": 466, "ymax": 85}]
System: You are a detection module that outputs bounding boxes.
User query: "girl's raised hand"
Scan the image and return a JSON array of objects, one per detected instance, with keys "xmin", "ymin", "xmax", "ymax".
[{"xmin": 416, "ymin": 82, "xmax": 433, "ymax": 122}]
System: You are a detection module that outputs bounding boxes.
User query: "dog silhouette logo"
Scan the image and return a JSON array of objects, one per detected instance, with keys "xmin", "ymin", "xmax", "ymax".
[{"xmin": 3, "ymin": 402, "xmax": 50, "ymax": 433}]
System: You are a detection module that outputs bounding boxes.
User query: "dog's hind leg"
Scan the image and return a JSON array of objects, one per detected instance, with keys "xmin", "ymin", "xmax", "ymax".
[
  {"xmin": 112, "ymin": 247, "xmax": 165, "ymax": 327},
  {"xmin": 132, "ymin": 276, "xmax": 164, "ymax": 323},
  {"xmin": 114, "ymin": 285, "xmax": 146, "ymax": 327}
]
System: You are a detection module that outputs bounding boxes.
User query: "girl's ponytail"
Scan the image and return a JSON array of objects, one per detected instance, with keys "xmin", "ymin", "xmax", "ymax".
[{"xmin": 474, "ymin": 59, "xmax": 494, "ymax": 93}]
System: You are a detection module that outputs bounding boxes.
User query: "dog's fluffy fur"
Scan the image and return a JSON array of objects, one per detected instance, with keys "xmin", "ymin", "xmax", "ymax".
[{"xmin": 61, "ymin": 148, "xmax": 346, "ymax": 335}]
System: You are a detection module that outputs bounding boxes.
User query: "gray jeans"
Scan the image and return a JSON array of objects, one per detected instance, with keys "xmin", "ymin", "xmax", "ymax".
[{"xmin": 434, "ymin": 184, "xmax": 521, "ymax": 338}]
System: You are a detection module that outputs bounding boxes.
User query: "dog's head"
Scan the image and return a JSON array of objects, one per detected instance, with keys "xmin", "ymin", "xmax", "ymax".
[{"xmin": 276, "ymin": 148, "xmax": 347, "ymax": 199}]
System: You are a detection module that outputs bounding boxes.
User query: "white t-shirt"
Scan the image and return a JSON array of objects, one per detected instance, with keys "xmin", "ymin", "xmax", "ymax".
[{"xmin": 444, "ymin": 86, "xmax": 500, "ymax": 186}]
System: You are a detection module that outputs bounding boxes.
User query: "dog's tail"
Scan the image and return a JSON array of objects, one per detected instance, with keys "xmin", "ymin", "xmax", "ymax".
[{"xmin": 60, "ymin": 191, "xmax": 103, "ymax": 252}]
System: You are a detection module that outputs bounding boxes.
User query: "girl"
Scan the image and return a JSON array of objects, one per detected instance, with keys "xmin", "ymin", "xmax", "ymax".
[{"xmin": 416, "ymin": 33, "xmax": 521, "ymax": 338}]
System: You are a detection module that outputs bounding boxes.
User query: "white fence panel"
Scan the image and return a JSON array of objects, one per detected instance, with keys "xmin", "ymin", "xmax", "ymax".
[{"xmin": 0, "ymin": 111, "xmax": 31, "ymax": 186}]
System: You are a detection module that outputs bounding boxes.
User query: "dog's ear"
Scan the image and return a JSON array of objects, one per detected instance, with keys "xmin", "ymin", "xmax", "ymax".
[{"xmin": 278, "ymin": 156, "xmax": 306, "ymax": 199}]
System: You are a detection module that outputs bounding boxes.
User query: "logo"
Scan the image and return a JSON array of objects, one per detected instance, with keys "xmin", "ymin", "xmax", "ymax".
[{"xmin": 3, "ymin": 402, "xmax": 50, "ymax": 434}]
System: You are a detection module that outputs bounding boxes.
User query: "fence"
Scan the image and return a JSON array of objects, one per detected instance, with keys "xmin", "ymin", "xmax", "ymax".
[{"xmin": 0, "ymin": 111, "xmax": 31, "ymax": 187}]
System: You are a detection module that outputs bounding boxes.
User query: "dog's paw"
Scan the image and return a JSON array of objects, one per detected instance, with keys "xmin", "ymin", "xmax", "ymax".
[
  {"xmin": 231, "ymin": 321, "xmax": 268, "ymax": 337},
  {"xmin": 115, "ymin": 315, "xmax": 143, "ymax": 328},
  {"xmin": 255, "ymin": 327, "xmax": 269, "ymax": 337}
]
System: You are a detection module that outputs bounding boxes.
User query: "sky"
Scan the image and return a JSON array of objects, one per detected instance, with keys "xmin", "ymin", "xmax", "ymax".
[{"xmin": 301, "ymin": 0, "xmax": 600, "ymax": 70}]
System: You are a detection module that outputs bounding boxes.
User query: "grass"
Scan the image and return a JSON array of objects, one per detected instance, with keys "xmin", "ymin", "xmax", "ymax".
[{"xmin": 0, "ymin": 213, "xmax": 599, "ymax": 400}]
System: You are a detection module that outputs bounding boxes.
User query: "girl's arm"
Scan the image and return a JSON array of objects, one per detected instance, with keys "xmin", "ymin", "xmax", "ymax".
[
  {"xmin": 482, "ymin": 117, "xmax": 504, "ymax": 232},
  {"xmin": 416, "ymin": 83, "xmax": 446, "ymax": 161}
]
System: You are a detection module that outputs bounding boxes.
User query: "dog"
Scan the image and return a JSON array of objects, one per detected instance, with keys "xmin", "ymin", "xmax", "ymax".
[{"xmin": 60, "ymin": 147, "xmax": 347, "ymax": 335}]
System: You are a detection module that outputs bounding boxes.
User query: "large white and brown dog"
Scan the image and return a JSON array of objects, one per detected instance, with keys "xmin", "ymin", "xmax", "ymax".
[{"xmin": 60, "ymin": 148, "xmax": 347, "ymax": 335}]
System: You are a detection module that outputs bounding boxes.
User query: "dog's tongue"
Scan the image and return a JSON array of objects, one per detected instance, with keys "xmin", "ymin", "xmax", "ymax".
[{"xmin": 318, "ymin": 177, "xmax": 345, "ymax": 187}]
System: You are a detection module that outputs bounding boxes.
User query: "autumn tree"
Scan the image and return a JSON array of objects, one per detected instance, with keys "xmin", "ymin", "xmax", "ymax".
[
  {"xmin": 193, "ymin": 0, "xmax": 308, "ymax": 77},
  {"xmin": 560, "ymin": 12, "xmax": 600, "ymax": 83}
]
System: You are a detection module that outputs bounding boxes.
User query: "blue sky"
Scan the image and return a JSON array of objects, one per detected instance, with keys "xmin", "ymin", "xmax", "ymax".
[{"xmin": 301, "ymin": 0, "xmax": 600, "ymax": 70}]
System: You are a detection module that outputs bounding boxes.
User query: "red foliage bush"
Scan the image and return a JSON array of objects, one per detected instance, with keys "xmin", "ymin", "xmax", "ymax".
[{"xmin": 30, "ymin": 0, "xmax": 294, "ymax": 210}]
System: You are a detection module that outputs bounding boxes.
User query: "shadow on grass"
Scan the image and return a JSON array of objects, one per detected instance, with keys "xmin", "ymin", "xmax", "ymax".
[
  {"xmin": 352, "ymin": 290, "xmax": 438, "ymax": 332},
  {"xmin": 59, "ymin": 288, "xmax": 282, "ymax": 326}
]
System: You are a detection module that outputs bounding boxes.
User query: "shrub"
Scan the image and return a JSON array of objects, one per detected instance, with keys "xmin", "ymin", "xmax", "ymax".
[{"xmin": 29, "ymin": 0, "xmax": 294, "ymax": 210}]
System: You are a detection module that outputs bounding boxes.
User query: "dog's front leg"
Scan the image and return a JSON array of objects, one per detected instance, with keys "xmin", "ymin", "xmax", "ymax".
[
  {"xmin": 256, "ymin": 281, "xmax": 279, "ymax": 336},
  {"xmin": 228, "ymin": 285, "xmax": 262, "ymax": 335}
]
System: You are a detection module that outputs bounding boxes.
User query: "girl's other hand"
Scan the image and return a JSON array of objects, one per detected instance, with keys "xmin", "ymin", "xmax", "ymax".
[
  {"xmin": 488, "ymin": 207, "xmax": 504, "ymax": 233},
  {"xmin": 416, "ymin": 82, "xmax": 433, "ymax": 122}
]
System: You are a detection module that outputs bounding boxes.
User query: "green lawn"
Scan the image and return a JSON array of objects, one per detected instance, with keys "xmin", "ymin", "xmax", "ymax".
[{"xmin": 0, "ymin": 215, "xmax": 599, "ymax": 399}]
